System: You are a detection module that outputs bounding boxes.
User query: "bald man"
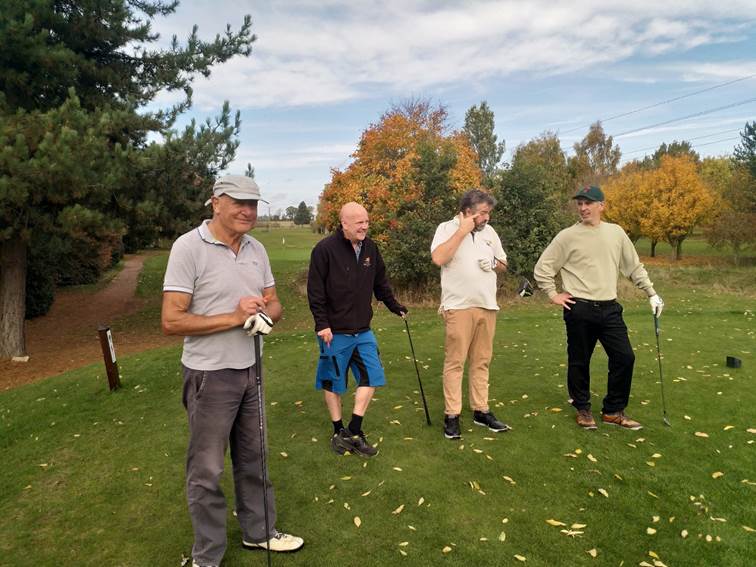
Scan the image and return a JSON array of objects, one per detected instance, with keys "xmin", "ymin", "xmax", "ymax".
[{"xmin": 307, "ymin": 202, "xmax": 407, "ymax": 457}]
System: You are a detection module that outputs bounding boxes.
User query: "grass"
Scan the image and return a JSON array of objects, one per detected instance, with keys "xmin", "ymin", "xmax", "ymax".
[{"xmin": 1, "ymin": 227, "xmax": 754, "ymax": 566}]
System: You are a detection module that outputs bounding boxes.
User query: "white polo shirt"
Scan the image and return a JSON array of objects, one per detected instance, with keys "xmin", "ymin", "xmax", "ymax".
[
  {"xmin": 431, "ymin": 218, "xmax": 507, "ymax": 311},
  {"xmin": 163, "ymin": 220, "xmax": 275, "ymax": 371}
]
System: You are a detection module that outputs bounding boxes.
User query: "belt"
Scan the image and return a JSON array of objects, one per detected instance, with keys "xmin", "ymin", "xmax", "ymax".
[{"xmin": 573, "ymin": 297, "xmax": 617, "ymax": 306}]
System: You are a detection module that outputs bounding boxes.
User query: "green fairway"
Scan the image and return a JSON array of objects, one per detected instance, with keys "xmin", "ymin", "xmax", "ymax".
[{"xmin": 1, "ymin": 227, "xmax": 754, "ymax": 566}]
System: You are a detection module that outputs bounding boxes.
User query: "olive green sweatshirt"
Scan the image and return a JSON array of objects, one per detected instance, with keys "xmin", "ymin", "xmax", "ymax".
[{"xmin": 534, "ymin": 221, "xmax": 656, "ymax": 301}]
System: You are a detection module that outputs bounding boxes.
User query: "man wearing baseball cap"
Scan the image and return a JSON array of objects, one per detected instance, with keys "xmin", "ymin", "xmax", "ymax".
[
  {"xmin": 533, "ymin": 186, "xmax": 664, "ymax": 431},
  {"xmin": 162, "ymin": 175, "xmax": 303, "ymax": 567}
]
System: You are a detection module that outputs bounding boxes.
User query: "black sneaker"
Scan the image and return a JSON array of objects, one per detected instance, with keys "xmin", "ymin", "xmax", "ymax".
[
  {"xmin": 473, "ymin": 410, "xmax": 511, "ymax": 432},
  {"xmin": 444, "ymin": 415, "xmax": 461, "ymax": 439},
  {"xmin": 331, "ymin": 430, "xmax": 346, "ymax": 455},
  {"xmin": 334, "ymin": 429, "xmax": 378, "ymax": 457}
]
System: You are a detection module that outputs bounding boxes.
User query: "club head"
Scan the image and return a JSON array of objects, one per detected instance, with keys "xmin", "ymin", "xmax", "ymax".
[{"xmin": 517, "ymin": 278, "xmax": 534, "ymax": 297}]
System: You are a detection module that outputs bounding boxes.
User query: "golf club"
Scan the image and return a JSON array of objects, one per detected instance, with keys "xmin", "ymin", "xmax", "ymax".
[
  {"xmin": 517, "ymin": 278, "xmax": 534, "ymax": 297},
  {"xmin": 404, "ymin": 318, "xmax": 432, "ymax": 426},
  {"xmin": 653, "ymin": 314, "xmax": 671, "ymax": 427},
  {"xmin": 253, "ymin": 333, "xmax": 273, "ymax": 567}
]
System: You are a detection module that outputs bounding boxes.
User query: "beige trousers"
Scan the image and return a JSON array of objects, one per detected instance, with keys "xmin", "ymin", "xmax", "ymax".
[{"xmin": 441, "ymin": 307, "xmax": 497, "ymax": 415}]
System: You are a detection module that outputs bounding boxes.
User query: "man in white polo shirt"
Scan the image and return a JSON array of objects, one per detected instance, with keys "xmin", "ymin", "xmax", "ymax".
[
  {"xmin": 162, "ymin": 175, "xmax": 303, "ymax": 567},
  {"xmin": 431, "ymin": 189, "xmax": 511, "ymax": 440}
]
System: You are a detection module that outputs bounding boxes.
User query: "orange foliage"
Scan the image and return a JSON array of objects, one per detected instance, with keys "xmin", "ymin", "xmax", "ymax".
[{"xmin": 317, "ymin": 102, "xmax": 481, "ymax": 235}]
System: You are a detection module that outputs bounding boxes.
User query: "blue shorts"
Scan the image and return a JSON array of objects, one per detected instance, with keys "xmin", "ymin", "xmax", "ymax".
[{"xmin": 315, "ymin": 330, "xmax": 386, "ymax": 394}]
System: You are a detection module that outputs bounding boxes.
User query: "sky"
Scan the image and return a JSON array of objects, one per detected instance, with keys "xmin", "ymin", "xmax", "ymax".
[{"xmin": 149, "ymin": 0, "xmax": 756, "ymax": 214}]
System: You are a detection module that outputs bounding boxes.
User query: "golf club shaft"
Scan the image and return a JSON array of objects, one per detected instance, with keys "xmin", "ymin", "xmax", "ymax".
[
  {"xmin": 404, "ymin": 319, "xmax": 432, "ymax": 426},
  {"xmin": 653, "ymin": 315, "xmax": 670, "ymax": 425},
  {"xmin": 253, "ymin": 334, "xmax": 273, "ymax": 567}
]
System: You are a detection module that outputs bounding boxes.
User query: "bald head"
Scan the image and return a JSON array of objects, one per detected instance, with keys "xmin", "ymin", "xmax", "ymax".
[{"xmin": 340, "ymin": 201, "xmax": 369, "ymax": 243}]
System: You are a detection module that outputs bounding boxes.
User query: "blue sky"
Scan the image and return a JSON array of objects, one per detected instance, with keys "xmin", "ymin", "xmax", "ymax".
[{"xmin": 151, "ymin": 1, "xmax": 756, "ymax": 214}]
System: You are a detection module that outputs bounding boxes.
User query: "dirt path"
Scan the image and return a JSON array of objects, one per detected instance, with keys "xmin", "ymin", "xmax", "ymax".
[{"xmin": 0, "ymin": 253, "xmax": 180, "ymax": 391}]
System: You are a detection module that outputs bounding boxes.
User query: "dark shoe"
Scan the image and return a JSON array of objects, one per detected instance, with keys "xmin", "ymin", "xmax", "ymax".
[
  {"xmin": 334, "ymin": 429, "xmax": 378, "ymax": 457},
  {"xmin": 473, "ymin": 410, "xmax": 511, "ymax": 432},
  {"xmin": 331, "ymin": 430, "xmax": 346, "ymax": 455},
  {"xmin": 602, "ymin": 411, "xmax": 643, "ymax": 430},
  {"xmin": 444, "ymin": 415, "xmax": 462, "ymax": 439},
  {"xmin": 576, "ymin": 409, "xmax": 597, "ymax": 430},
  {"xmin": 243, "ymin": 530, "xmax": 304, "ymax": 552}
]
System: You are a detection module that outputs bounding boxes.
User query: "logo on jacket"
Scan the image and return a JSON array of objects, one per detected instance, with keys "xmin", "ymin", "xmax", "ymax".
[{"xmin": 363, "ymin": 256, "xmax": 372, "ymax": 267}]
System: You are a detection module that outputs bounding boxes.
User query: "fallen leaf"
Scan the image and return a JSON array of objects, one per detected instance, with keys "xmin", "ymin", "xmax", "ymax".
[
  {"xmin": 723, "ymin": 425, "xmax": 734, "ymax": 431},
  {"xmin": 399, "ymin": 542, "xmax": 409, "ymax": 547},
  {"xmin": 442, "ymin": 546, "xmax": 452, "ymax": 554},
  {"xmin": 651, "ymin": 453, "xmax": 662, "ymax": 459},
  {"xmin": 361, "ymin": 490, "xmax": 372, "ymax": 497},
  {"xmin": 514, "ymin": 554, "xmax": 526, "ymax": 562},
  {"xmin": 646, "ymin": 527, "xmax": 657, "ymax": 535},
  {"xmin": 681, "ymin": 530, "xmax": 688, "ymax": 538},
  {"xmin": 711, "ymin": 471, "xmax": 724, "ymax": 479},
  {"xmin": 649, "ymin": 551, "xmax": 659, "ymax": 559},
  {"xmin": 392, "ymin": 504, "xmax": 405, "ymax": 515},
  {"xmin": 550, "ymin": 407, "xmax": 563, "ymax": 412},
  {"xmin": 587, "ymin": 454, "xmax": 597, "ymax": 463},
  {"xmin": 502, "ymin": 475, "xmax": 516, "ymax": 485},
  {"xmin": 646, "ymin": 461, "xmax": 656, "ymax": 467},
  {"xmin": 498, "ymin": 531, "xmax": 506, "ymax": 542},
  {"xmin": 418, "ymin": 497, "xmax": 425, "ymax": 506},
  {"xmin": 393, "ymin": 467, "xmax": 403, "ymax": 472},
  {"xmin": 280, "ymin": 452, "xmax": 288, "ymax": 458},
  {"xmin": 399, "ymin": 549, "xmax": 407, "ymax": 556},
  {"xmin": 586, "ymin": 548, "xmax": 598, "ymax": 558},
  {"xmin": 598, "ymin": 488, "xmax": 609, "ymax": 498},
  {"xmin": 747, "ymin": 428, "xmax": 756, "ymax": 434},
  {"xmin": 340, "ymin": 476, "xmax": 352, "ymax": 481},
  {"xmin": 694, "ymin": 432, "xmax": 709, "ymax": 438},
  {"xmin": 571, "ymin": 523, "xmax": 587, "ymax": 529},
  {"xmin": 652, "ymin": 516, "xmax": 660, "ymax": 523},
  {"xmin": 742, "ymin": 525, "xmax": 755, "ymax": 532},
  {"xmin": 354, "ymin": 516, "xmax": 361, "ymax": 528},
  {"xmin": 546, "ymin": 519, "xmax": 566, "ymax": 526},
  {"xmin": 560, "ymin": 529, "xmax": 584, "ymax": 537}
]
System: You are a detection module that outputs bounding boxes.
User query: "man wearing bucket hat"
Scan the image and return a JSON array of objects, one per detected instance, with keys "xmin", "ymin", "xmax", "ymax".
[
  {"xmin": 162, "ymin": 175, "xmax": 303, "ymax": 567},
  {"xmin": 534, "ymin": 185, "xmax": 664, "ymax": 431}
]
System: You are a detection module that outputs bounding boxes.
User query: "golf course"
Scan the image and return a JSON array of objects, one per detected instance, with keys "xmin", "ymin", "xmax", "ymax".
[{"xmin": 0, "ymin": 227, "xmax": 754, "ymax": 566}]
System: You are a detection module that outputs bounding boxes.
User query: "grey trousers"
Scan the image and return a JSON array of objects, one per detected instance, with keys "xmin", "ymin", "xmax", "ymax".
[{"xmin": 182, "ymin": 365, "xmax": 277, "ymax": 566}]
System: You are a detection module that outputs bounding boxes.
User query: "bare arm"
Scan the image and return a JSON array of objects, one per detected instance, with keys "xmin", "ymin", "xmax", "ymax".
[
  {"xmin": 161, "ymin": 291, "xmax": 273, "ymax": 336},
  {"xmin": 431, "ymin": 213, "xmax": 477, "ymax": 266}
]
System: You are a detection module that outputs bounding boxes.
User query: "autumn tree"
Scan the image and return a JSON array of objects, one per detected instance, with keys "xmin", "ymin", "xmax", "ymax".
[
  {"xmin": 0, "ymin": 1, "xmax": 254, "ymax": 358},
  {"xmin": 603, "ymin": 162, "xmax": 651, "ymax": 246},
  {"xmin": 569, "ymin": 121, "xmax": 622, "ymax": 187},
  {"xmin": 640, "ymin": 155, "xmax": 715, "ymax": 260},
  {"xmin": 463, "ymin": 101, "xmax": 505, "ymax": 185},
  {"xmin": 318, "ymin": 100, "xmax": 481, "ymax": 288}
]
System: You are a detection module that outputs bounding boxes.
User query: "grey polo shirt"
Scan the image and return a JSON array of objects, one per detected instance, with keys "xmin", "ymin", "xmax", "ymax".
[{"xmin": 163, "ymin": 220, "xmax": 275, "ymax": 371}]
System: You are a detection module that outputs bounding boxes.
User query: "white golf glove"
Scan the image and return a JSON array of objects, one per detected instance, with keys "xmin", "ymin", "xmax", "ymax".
[
  {"xmin": 649, "ymin": 295, "xmax": 664, "ymax": 317},
  {"xmin": 244, "ymin": 312, "xmax": 274, "ymax": 336},
  {"xmin": 478, "ymin": 258, "xmax": 494, "ymax": 272}
]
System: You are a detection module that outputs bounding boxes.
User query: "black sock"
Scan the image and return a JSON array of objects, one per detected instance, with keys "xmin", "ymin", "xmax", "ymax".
[
  {"xmin": 332, "ymin": 419, "xmax": 344, "ymax": 434},
  {"xmin": 348, "ymin": 413, "xmax": 363, "ymax": 436}
]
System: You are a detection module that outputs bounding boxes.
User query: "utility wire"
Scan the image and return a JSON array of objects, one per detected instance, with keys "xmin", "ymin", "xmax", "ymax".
[
  {"xmin": 560, "ymin": 73, "xmax": 756, "ymax": 134},
  {"xmin": 613, "ymin": 97, "xmax": 756, "ymax": 138},
  {"xmin": 623, "ymin": 127, "xmax": 742, "ymax": 155}
]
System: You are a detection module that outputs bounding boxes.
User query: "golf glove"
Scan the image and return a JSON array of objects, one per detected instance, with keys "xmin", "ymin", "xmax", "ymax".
[
  {"xmin": 244, "ymin": 312, "xmax": 274, "ymax": 336},
  {"xmin": 478, "ymin": 258, "xmax": 495, "ymax": 272},
  {"xmin": 649, "ymin": 295, "xmax": 664, "ymax": 317}
]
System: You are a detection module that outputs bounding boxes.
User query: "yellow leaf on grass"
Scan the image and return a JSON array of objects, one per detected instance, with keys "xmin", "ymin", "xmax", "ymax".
[
  {"xmin": 340, "ymin": 476, "xmax": 352, "ymax": 481},
  {"xmin": 747, "ymin": 428, "xmax": 756, "ymax": 434},
  {"xmin": 498, "ymin": 531, "xmax": 506, "ymax": 542},
  {"xmin": 681, "ymin": 529, "xmax": 688, "ymax": 538},
  {"xmin": 550, "ymin": 407, "xmax": 562, "ymax": 412},
  {"xmin": 560, "ymin": 529, "xmax": 584, "ymax": 537},
  {"xmin": 399, "ymin": 541, "xmax": 409, "ymax": 547},
  {"xmin": 694, "ymin": 432, "xmax": 709, "ymax": 438},
  {"xmin": 646, "ymin": 527, "xmax": 657, "ymax": 535},
  {"xmin": 399, "ymin": 549, "xmax": 407, "ymax": 556},
  {"xmin": 571, "ymin": 523, "xmax": 587, "ymax": 529},
  {"xmin": 393, "ymin": 467, "xmax": 403, "ymax": 472},
  {"xmin": 392, "ymin": 504, "xmax": 405, "ymax": 515},
  {"xmin": 354, "ymin": 516, "xmax": 361, "ymax": 528},
  {"xmin": 652, "ymin": 516, "xmax": 660, "ymax": 523},
  {"xmin": 418, "ymin": 497, "xmax": 425, "ymax": 506},
  {"xmin": 279, "ymin": 452, "xmax": 288, "ymax": 458},
  {"xmin": 546, "ymin": 519, "xmax": 566, "ymax": 526},
  {"xmin": 586, "ymin": 548, "xmax": 598, "ymax": 558},
  {"xmin": 741, "ymin": 525, "xmax": 755, "ymax": 532},
  {"xmin": 649, "ymin": 551, "xmax": 660, "ymax": 559},
  {"xmin": 651, "ymin": 453, "xmax": 662, "ymax": 459},
  {"xmin": 598, "ymin": 488, "xmax": 609, "ymax": 498},
  {"xmin": 442, "ymin": 546, "xmax": 452, "ymax": 554},
  {"xmin": 712, "ymin": 471, "xmax": 724, "ymax": 479},
  {"xmin": 502, "ymin": 475, "xmax": 516, "ymax": 485},
  {"xmin": 723, "ymin": 425, "xmax": 735, "ymax": 431},
  {"xmin": 587, "ymin": 454, "xmax": 597, "ymax": 463},
  {"xmin": 514, "ymin": 554, "xmax": 527, "ymax": 562},
  {"xmin": 361, "ymin": 490, "xmax": 371, "ymax": 497}
]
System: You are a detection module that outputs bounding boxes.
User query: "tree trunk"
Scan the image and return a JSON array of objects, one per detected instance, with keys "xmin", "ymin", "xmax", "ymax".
[
  {"xmin": 674, "ymin": 239, "xmax": 683, "ymax": 261},
  {"xmin": 650, "ymin": 240, "xmax": 657, "ymax": 257},
  {"xmin": 0, "ymin": 239, "xmax": 27, "ymax": 358}
]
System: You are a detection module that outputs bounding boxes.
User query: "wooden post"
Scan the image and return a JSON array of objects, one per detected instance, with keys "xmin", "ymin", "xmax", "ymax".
[{"xmin": 97, "ymin": 325, "xmax": 121, "ymax": 391}]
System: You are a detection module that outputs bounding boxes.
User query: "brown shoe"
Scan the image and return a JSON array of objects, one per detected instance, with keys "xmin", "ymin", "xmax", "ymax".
[
  {"xmin": 576, "ymin": 409, "xmax": 597, "ymax": 430},
  {"xmin": 602, "ymin": 411, "xmax": 643, "ymax": 430}
]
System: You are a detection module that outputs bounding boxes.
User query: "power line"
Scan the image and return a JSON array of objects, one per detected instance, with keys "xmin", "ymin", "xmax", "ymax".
[
  {"xmin": 690, "ymin": 136, "xmax": 740, "ymax": 149},
  {"xmin": 612, "ymin": 97, "xmax": 756, "ymax": 139},
  {"xmin": 623, "ymin": 127, "xmax": 742, "ymax": 156},
  {"xmin": 560, "ymin": 73, "xmax": 756, "ymax": 135}
]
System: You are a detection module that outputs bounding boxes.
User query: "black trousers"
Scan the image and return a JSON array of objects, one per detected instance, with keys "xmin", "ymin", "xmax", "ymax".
[{"xmin": 563, "ymin": 299, "xmax": 635, "ymax": 414}]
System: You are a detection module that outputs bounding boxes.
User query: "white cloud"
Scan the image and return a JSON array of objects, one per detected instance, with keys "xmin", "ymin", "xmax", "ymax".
[{"xmin": 148, "ymin": 0, "xmax": 756, "ymax": 109}]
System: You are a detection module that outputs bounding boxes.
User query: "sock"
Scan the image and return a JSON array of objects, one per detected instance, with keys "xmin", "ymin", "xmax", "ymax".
[
  {"xmin": 348, "ymin": 413, "xmax": 363, "ymax": 436},
  {"xmin": 332, "ymin": 419, "xmax": 344, "ymax": 434}
]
